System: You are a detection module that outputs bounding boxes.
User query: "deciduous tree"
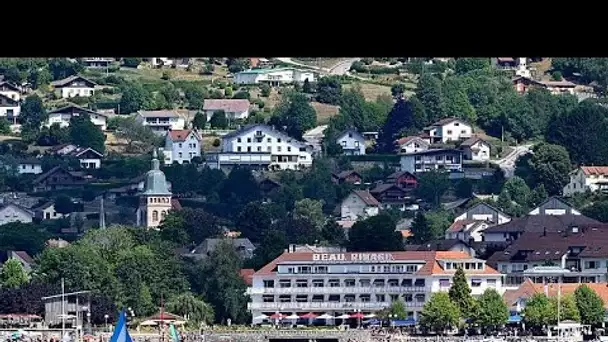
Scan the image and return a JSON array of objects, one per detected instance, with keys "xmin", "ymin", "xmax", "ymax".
[
  {"xmin": 0, "ymin": 259, "xmax": 29, "ymax": 289},
  {"xmin": 348, "ymin": 214, "xmax": 403, "ymax": 252},
  {"xmin": 419, "ymin": 292, "xmax": 460, "ymax": 334},
  {"xmin": 474, "ymin": 289, "xmax": 508, "ymax": 332},
  {"xmin": 449, "ymin": 267, "xmax": 476, "ymax": 320},
  {"xmin": 575, "ymin": 284, "xmax": 605, "ymax": 326}
]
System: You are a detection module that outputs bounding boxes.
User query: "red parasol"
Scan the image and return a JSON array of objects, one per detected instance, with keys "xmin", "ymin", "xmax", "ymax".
[
  {"xmin": 269, "ymin": 313, "xmax": 284, "ymax": 319},
  {"xmin": 299, "ymin": 312, "xmax": 318, "ymax": 319},
  {"xmin": 350, "ymin": 312, "xmax": 365, "ymax": 319}
]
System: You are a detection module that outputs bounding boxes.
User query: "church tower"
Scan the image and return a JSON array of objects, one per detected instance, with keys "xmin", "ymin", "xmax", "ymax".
[{"xmin": 137, "ymin": 150, "xmax": 172, "ymax": 229}]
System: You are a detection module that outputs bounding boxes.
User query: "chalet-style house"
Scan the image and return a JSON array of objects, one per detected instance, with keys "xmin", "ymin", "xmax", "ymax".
[
  {"xmin": 454, "ymin": 202, "xmax": 511, "ymax": 225},
  {"xmin": 0, "ymin": 203, "xmax": 34, "ymax": 226},
  {"xmin": 13, "ymin": 158, "xmax": 43, "ymax": 175},
  {"xmin": 257, "ymin": 178, "xmax": 281, "ymax": 197},
  {"xmin": 0, "ymin": 93, "xmax": 20, "ymax": 124},
  {"xmin": 163, "ymin": 129, "xmax": 202, "ymax": 165},
  {"xmin": 385, "ymin": 171, "xmax": 417, "ymax": 189},
  {"xmin": 459, "ymin": 136, "xmax": 491, "ymax": 162},
  {"xmin": 482, "ymin": 214, "xmax": 600, "ymax": 244},
  {"xmin": 335, "ymin": 129, "xmax": 366, "ymax": 156},
  {"xmin": 369, "ymin": 183, "xmax": 413, "ymax": 211},
  {"xmin": 33, "ymin": 202, "xmax": 65, "ymax": 220},
  {"xmin": 395, "ymin": 136, "xmax": 429, "ymax": 154},
  {"xmin": 528, "ymin": 196, "xmax": 581, "ymax": 216},
  {"xmin": 421, "ymin": 118, "xmax": 472, "ymax": 144},
  {"xmin": 81, "ymin": 58, "xmax": 114, "ymax": 69},
  {"xmin": 32, "ymin": 166, "xmax": 90, "ymax": 192},
  {"xmin": 399, "ymin": 149, "xmax": 463, "ymax": 174},
  {"xmin": 203, "ymin": 99, "xmax": 250, "ymax": 121},
  {"xmin": 136, "ymin": 110, "xmax": 186, "ymax": 135},
  {"xmin": 0, "ymin": 81, "xmax": 22, "ymax": 101},
  {"xmin": 563, "ymin": 166, "xmax": 608, "ymax": 197},
  {"xmin": 49, "ymin": 144, "xmax": 104, "ymax": 169},
  {"xmin": 339, "ymin": 190, "xmax": 380, "ymax": 221},
  {"xmin": 488, "ymin": 225, "xmax": 608, "ymax": 287},
  {"xmin": 45, "ymin": 105, "xmax": 108, "ymax": 131},
  {"xmin": 51, "ymin": 75, "xmax": 97, "ymax": 98},
  {"xmin": 212, "ymin": 124, "xmax": 314, "ymax": 171},
  {"xmin": 512, "ymin": 76, "xmax": 576, "ymax": 95},
  {"xmin": 331, "ymin": 170, "xmax": 362, "ymax": 185}
]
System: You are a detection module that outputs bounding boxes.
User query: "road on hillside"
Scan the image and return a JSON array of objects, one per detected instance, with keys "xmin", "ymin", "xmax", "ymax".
[
  {"xmin": 329, "ymin": 58, "xmax": 361, "ymax": 75},
  {"xmin": 493, "ymin": 144, "xmax": 534, "ymax": 178}
]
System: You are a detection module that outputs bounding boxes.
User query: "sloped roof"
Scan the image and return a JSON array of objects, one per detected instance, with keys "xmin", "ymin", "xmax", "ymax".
[
  {"xmin": 351, "ymin": 190, "xmax": 380, "ymax": 206},
  {"xmin": 203, "ymin": 99, "xmax": 250, "ymax": 113},
  {"xmin": 50, "ymin": 75, "xmax": 97, "ymax": 87},
  {"xmin": 504, "ymin": 278, "xmax": 608, "ymax": 309},
  {"xmin": 167, "ymin": 129, "xmax": 201, "ymax": 142},
  {"xmin": 484, "ymin": 214, "xmax": 600, "ymax": 234},
  {"xmin": 48, "ymin": 104, "xmax": 107, "ymax": 118},
  {"xmin": 581, "ymin": 166, "xmax": 608, "ymax": 176},
  {"xmin": 460, "ymin": 136, "xmax": 488, "ymax": 147}
]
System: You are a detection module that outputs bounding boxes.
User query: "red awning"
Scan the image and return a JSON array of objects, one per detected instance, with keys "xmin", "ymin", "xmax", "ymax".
[
  {"xmin": 300, "ymin": 312, "xmax": 318, "ymax": 319},
  {"xmin": 144, "ymin": 311, "xmax": 184, "ymax": 322},
  {"xmin": 350, "ymin": 312, "xmax": 365, "ymax": 319},
  {"xmin": 269, "ymin": 313, "xmax": 284, "ymax": 319}
]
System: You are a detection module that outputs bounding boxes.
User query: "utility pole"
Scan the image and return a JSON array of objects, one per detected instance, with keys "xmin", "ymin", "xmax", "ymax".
[{"xmin": 61, "ymin": 278, "xmax": 65, "ymax": 337}]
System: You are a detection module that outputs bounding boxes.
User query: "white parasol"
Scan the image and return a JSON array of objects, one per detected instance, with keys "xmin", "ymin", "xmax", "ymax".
[
  {"xmin": 336, "ymin": 314, "xmax": 351, "ymax": 319},
  {"xmin": 254, "ymin": 314, "xmax": 269, "ymax": 320},
  {"xmin": 317, "ymin": 313, "xmax": 334, "ymax": 319},
  {"xmin": 285, "ymin": 313, "xmax": 300, "ymax": 320},
  {"xmin": 364, "ymin": 314, "xmax": 376, "ymax": 318}
]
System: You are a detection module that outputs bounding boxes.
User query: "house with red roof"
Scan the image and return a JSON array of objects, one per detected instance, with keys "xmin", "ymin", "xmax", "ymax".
[
  {"xmin": 563, "ymin": 166, "xmax": 608, "ymax": 197},
  {"xmin": 163, "ymin": 129, "xmax": 202, "ymax": 165}
]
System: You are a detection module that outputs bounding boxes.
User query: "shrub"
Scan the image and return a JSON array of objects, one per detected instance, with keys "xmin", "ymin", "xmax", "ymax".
[{"xmin": 212, "ymin": 138, "xmax": 220, "ymax": 147}]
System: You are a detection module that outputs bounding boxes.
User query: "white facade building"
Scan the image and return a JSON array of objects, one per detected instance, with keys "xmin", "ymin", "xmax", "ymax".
[
  {"xmin": 395, "ymin": 136, "xmax": 429, "ymax": 154},
  {"xmin": 233, "ymin": 68, "xmax": 316, "ymax": 86},
  {"xmin": 400, "ymin": 149, "xmax": 463, "ymax": 174},
  {"xmin": 136, "ymin": 110, "xmax": 186, "ymax": 135},
  {"xmin": 203, "ymin": 99, "xmax": 250, "ymax": 121},
  {"xmin": 163, "ymin": 129, "xmax": 202, "ymax": 165},
  {"xmin": 45, "ymin": 105, "xmax": 108, "ymax": 131},
  {"xmin": 0, "ymin": 93, "xmax": 20, "ymax": 124},
  {"xmin": 340, "ymin": 190, "xmax": 380, "ymax": 221},
  {"xmin": 454, "ymin": 202, "xmax": 511, "ymax": 225},
  {"xmin": 0, "ymin": 203, "xmax": 34, "ymax": 226},
  {"xmin": 563, "ymin": 166, "xmax": 608, "ymax": 197},
  {"xmin": 460, "ymin": 137, "xmax": 491, "ymax": 162},
  {"xmin": 220, "ymin": 124, "xmax": 313, "ymax": 170},
  {"xmin": 50, "ymin": 75, "xmax": 97, "ymax": 98},
  {"xmin": 528, "ymin": 196, "xmax": 581, "ymax": 216},
  {"xmin": 0, "ymin": 82, "xmax": 22, "ymax": 102},
  {"xmin": 336, "ymin": 129, "xmax": 366, "ymax": 156},
  {"xmin": 16, "ymin": 159, "xmax": 43, "ymax": 175},
  {"xmin": 423, "ymin": 118, "xmax": 472, "ymax": 144},
  {"xmin": 247, "ymin": 250, "xmax": 504, "ymax": 324}
]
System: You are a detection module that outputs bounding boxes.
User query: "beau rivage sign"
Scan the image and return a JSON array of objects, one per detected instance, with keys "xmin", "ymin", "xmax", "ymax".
[{"xmin": 312, "ymin": 253, "xmax": 396, "ymax": 262}]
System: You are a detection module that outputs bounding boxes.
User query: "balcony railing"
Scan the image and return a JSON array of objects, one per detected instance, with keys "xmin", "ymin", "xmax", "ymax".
[
  {"xmin": 247, "ymin": 301, "xmax": 425, "ymax": 310},
  {"xmin": 247, "ymin": 286, "xmax": 427, "ymax": 295}
]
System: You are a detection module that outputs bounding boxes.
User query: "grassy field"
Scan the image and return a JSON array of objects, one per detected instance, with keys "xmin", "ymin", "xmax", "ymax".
[
  {"xmin": 312, "ymin": 102, "xmax": 340, "ymax": 124},
  {"xmin": 344, "ymin": 82, "xmax": 394, "ymax": 101},
  {"xmin": 114, "ymin": 66, "xmax": 229, "ymax": 84}
]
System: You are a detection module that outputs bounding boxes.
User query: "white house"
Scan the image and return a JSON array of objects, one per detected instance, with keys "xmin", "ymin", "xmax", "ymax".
[
  {"xmin": 528, "ymin": 196, "xmax": 581, "ymax": 216},
  {"xmin": 395, "ymin": 136, "xmax": 430, "ymax": 154},
  {"xmin": 340, "ymin": 190, "xmax": 380, "ymax": 221},
  {"xmin": 445, "ymin": 220, "xmax": 492, "ymax": 242},
  {"xmin": 233, "ymin": 68, "xmax": 316, "ymax": 86},
  {"xmin": 400, "ymin": 149, "xmax": 463, "ymax": 174},
  {"xmin": 460, "ymin": 136, "xmax": 491, "ymax": 161},
  {"xmin": 220, "ymin": 124, "xmax": 314, "ymax": 170},
  {"xmin": 0, "ymin": 82, "xmax": 22, "ymax": 101},
  {"xmin": 136, "ymin": 110, "xmax": 186, "ymax": 135},
  {"xmin": 50, "ymin": 75, "xmax": 97, "ymax": 98},
  {"xmin": 0, "ymin": 203, "xmax": 34, "ymax": 226},
  {"xmin": 49, "ymin": 144, "xmax": 104, "ymax": 169},
  {"xmin": 163, "ymin": 129, "xmax": 202, "ymax": 165},
  {"xmin": 422, "ymin": 118, "xmax": 473, "ymax": 144},
  {"xmin": 335, "ymin": 129, "xmax": 366, "ymax": 155},
  {"xmin": 203, "ymin": 99, "xmax": 250, "ymax": 122},
  {"xmin": 45, "ymin": 105, "xmax": 108, "ymax": 131},
  {"xmin": 454, "ymin": 202, "xmax": 511, "ymax": 225},
  {"xmin": 33, "ymin": 202, "xmax": 65, "ymax": 220},
  {"xmin": 16, "ymin": 159, "xmax": 43, "ymax": 175},
  {"xmin": 563, "ymin": 166, "xmax": 608, "ymax": 197},
  {"xmin": 0, "ymin": 93, "xmax": 20, "ymax": 124}
]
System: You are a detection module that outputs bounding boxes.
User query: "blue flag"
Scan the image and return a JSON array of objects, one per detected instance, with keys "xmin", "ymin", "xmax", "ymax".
[{"xmin": 110, "ymin": 311, "xmax": 133, "ymax": 342}]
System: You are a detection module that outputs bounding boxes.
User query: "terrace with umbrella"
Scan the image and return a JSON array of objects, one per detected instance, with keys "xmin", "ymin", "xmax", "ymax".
[{"xmin": 138, "ymin": 311, "xmax": 186, "ymax": 327}]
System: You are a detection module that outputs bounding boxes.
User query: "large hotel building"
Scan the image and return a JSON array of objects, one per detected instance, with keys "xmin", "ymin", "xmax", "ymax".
[{"xmin": 247, "ymin": 247, "xmax": 505, "ymax": 324}]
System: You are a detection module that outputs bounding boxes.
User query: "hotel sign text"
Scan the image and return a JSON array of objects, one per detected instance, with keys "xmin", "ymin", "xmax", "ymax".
[{"xmin": 312, "ymin": 253, "xmax": 395, "ymax": 262}]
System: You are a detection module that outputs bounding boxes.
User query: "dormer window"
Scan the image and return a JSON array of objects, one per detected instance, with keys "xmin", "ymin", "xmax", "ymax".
[{"xmin": 445, "ymin": 263, "xmax": 452, "ymax": 270}]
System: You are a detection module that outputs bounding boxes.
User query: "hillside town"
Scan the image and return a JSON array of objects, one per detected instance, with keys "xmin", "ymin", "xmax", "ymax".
[{"xmin": 1, "ymin": 57, "xmax": 608, "ymax": 342}]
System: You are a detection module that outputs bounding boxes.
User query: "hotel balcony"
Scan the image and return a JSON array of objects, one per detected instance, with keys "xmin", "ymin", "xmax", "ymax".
[
  {"xmin": 247, "ymin": 301, "xmax": 424, "ymax": 311},
  {"xmin": 247, "ymin": 286, "xmax": 427, "ymax": 295}
]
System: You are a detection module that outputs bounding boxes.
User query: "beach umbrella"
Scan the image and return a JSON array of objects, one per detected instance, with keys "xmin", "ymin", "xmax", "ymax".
[
  {"xmin": 300, "ymin": 312, "xmax": 318, "ymax": 319},
  {"xmin": 269, "ymin": 313, "xmax": 284, "ymax": 320},
  {"xmin": 364, "ymin": 313, "xmax": 376, "ymax": 318},
  {"xmin": 285, "ymin": 313, "xmax": 300, "ymax": 320},
  {"xmin": 317, "ymin": 313, "xmax": 334, "ymax": 319},
  {"xmin": 254, "ymin": 314, "xmax": 269, "ymax": 320},
  {"xmin": 336, "ymin": 314, "xmax": 351, "ymax": 319},
  {"xmin": 350, "ymin": 312, "xmax": 365, "ymax": 319}
]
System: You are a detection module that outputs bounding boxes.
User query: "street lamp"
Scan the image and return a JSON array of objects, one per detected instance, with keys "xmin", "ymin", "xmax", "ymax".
[{"xmin": 104, "ymin": 314, "xmax": 109, "ymax": 332}]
